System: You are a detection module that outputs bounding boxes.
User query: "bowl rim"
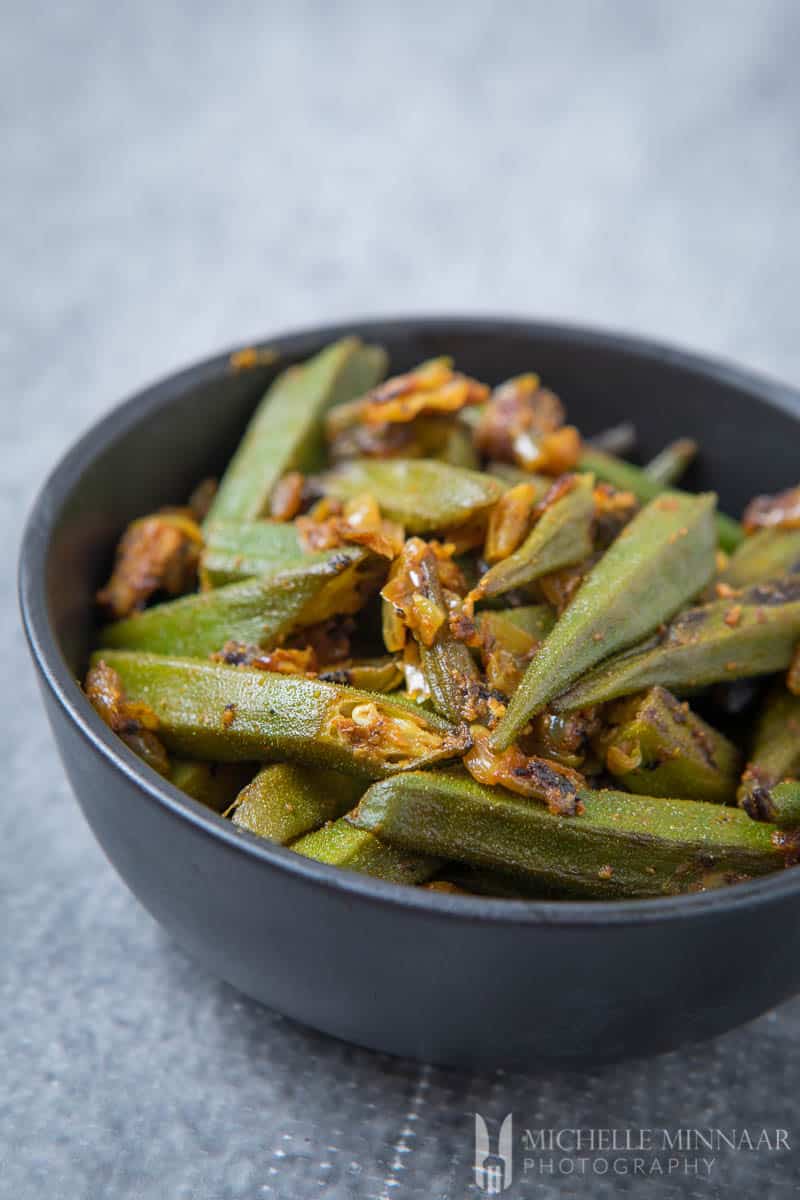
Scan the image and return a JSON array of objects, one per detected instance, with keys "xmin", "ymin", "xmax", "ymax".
[{"xmin": 19, "ymin": 313, "xmax": 800, "ymax": 928}]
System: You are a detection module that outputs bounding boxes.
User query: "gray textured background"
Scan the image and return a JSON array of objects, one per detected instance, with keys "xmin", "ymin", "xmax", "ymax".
[{"xmin": 4, "ymin": 2, "xmax": 800, "ymax": 1197}]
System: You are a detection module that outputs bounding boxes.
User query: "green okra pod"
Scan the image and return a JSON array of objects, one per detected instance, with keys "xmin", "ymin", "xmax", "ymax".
[
  {"xmin": 492, "ymin": 492, "xmax": 718, "ymax": 748},
  {"xmin": 292, "ymin": 819, "xmax": 440, "ymax": 884},
  {"xmin": 315, "ymin": 458, "xmax": 504, "ymax": 532},
  {"xmin": 89, "ymin": 651, "xmax": 469, "ymax": 776},
  {"xmin": 101, "ymin": 547, "xmax": 384, "ymax": 657},
  {"xmin": 200, "ymin": 520, "xmax": 312, "ymax": 588},
  {"xmin": 227, "ymin": 763, "xmax": 364, "ymax": 843},
  {"xmin": 578, "ymin": 447, "xmax": 742, "ymax": 551},
  {"xmin": 496, "ymin": 604, "xmax": 556, "ymax": 639},
  {"xmin": 597, "ymin": 687, "xmax": 741, "ymax": 804},
  {"xmin": 413, "ymin": 544, "xmax": 483, "ymax": 723},
  {"xmin": 169, "ymin": 759, "xmax": 256, "ymax": 811},
  {"xmin": 436, "ymin": 422, "xmax": 481, "ymax": 469},
  {"xmin": 84, "ymin": 658, "xmax": 171, "ymax": 777},
  {"xmin": 470, "ymin": 474, "xmax": 595, "ymax": 601},
  {"xmin": 554, "ymin": 577, "xmax": 800, "ymax": 712},
  {"xmin": 350, "ymin": 771, "xmax": 788, "ymax": 899},
  {"xmin": 578, "ymin": 446, "xmax": 670, "ymax": 499},
  {"xmin": 587, "ymin": 422, "xmax": 637, "ymax": 456},
  {"xmin": 206, "ymin": 338, "xmax": 387, "ymax": 526},
  {"xmin": 718, "ymin": 528, "xmax": 800, "ymax": 590},
  {"xmin": 644, "ymin": 439, "xmax": 698, "ymax": 486},
  {"xmin": 737, "ymin": 686, "xmax": 800, "ymax": 809}
]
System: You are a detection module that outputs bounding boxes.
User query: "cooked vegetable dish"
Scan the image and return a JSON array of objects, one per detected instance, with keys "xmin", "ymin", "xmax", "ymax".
[{"xmin": 84, "ymin": 338, "xmax": 800, "ymax": 899}]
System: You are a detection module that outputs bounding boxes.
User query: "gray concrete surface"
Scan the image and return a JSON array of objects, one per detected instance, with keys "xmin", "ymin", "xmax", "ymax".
[{"xmin": 3, "ymin": 1, "xmax": 800, "ymax": 1196}]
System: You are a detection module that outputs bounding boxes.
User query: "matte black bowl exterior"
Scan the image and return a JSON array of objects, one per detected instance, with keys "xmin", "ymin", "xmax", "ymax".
[{"xmin": 19, "ymin": 318, "xmax": 800, "ymax": 1067}]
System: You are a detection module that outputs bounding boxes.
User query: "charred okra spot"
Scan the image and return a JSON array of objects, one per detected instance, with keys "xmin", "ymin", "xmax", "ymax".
[
  {"xmin": 741, "ymin": 787, "xmax": 776, "ymax": 823},
  {"xmin": 464, "ymin": 725, "xmax": 585, "ymax": 816},
  {"xmin": 317, "ymin": 668, "xmax": 351, "ymax": 685},
  {"xmin": 451, "ymin": 675, "xmax": 507, "ymax": 725},
  {"xmin": 747, "ymin": 577, "xmax": 800, "ymax": 607}
]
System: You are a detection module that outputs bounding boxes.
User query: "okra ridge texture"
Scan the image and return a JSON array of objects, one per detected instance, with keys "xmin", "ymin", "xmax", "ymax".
[
  {"xmin": 90, "ymin": 650, "xmax": 469, "ymax": 778},
  {"xmin": 350, "ymin": 771, "xmax": 787, "ymax": 899},
  {"xmin": 491, "ymin": 491, "xmax": 718, "ymax": 749}
]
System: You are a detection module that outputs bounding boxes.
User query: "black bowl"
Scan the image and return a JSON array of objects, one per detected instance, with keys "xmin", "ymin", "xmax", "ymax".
[{"xmin": 19, "ymin": 317, "xmax": 800, "ymax": 1067}]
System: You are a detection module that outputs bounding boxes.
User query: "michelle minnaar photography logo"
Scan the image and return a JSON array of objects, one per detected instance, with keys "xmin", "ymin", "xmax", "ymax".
[
  {"xmin": 474, "ymin": 1114, "xmax": 514, "ymax": 1193},
  {"xmin": 473, "ymin": 1115, "xmax": 790, "ymax": 1190}
]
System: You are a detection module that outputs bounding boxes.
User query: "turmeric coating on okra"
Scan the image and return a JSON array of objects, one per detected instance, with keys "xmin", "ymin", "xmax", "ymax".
[{"xmin": 87, "ymin": 337, "xmax": 800, "ymax": 898}]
